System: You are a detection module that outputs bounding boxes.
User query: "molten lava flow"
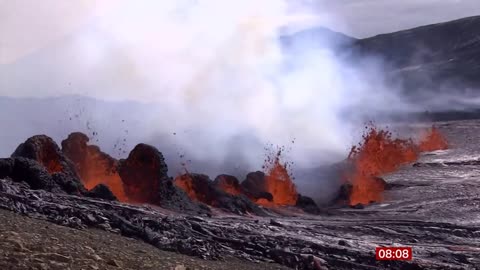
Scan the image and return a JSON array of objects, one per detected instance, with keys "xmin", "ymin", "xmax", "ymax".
[
  {"xmin": 34, "ymin": 140, "xmax": 63, "ymax": 173},
  {"xmin": 347, "ymin": 125, "xmax": 449, "ymax": 205},
  {"xmin": 214, "ymin": 175, "xmax": 242, "ymax": 195},
  {"xmin": 35, "ymin": 137, "xmax": 64, "ymax": 174},
  {"xmin": 42, "ymin": 159, "xmax": 64, "ymax": 174},
  {"xmin": 418, "ymin": 126, "xmax": 448, "ymax": 152},
  {"xmin": 25, "ymin": 136, "xmax": 64, "ymax": 174},
  {"xmin": 62, "ymin": 133, "xmax": 128, "ymax": 201},
  {"xmin": 174, "ymin": 173, "xmax": 217, "ymax": 205},
  {"xmin": 262, "ymin": 151, "xmax": 298, "ymax": 206},
  {"xmin": 174, "ymin": 173, "xmax": 198, "ymax": 201},
  {"xmin": 80, "ymin": 158, "xmax": 128, "ymax": 202},
  {"xmin": 255, "ymin": 198, "xmax": 274, "ymax": 206},
  {"xmin": 348, "ymin": 127, "xmax": 418, "ymax": 205}
]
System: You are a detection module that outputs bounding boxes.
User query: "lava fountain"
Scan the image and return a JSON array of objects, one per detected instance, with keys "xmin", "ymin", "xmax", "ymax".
[
  {"xmin": 347, "ymin": 126, "xmax": 418, "ymax": 205},
  {"xmin": 346, "ymin": 125, "xmax": 449, "ymax": 205},
  {"xmin": 418, "ymin": 126, "xmax": 448, "ymax": 152},
  {"xmin": 62, "ymin": 133, "xmax": 128, "ymax": 201},
  {"xmin": 259, "ymin": 150, "xmax": 298, "ymax": 206}
]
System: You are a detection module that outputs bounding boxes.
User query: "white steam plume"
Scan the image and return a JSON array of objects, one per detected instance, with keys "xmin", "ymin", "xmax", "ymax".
[
  {"xmin": 81, "ymin": 0, "xmax": 402, "ymax": 164},
  {"xmin": 0, "ymin": 0, "xmax": 412, "ymax": 199}
]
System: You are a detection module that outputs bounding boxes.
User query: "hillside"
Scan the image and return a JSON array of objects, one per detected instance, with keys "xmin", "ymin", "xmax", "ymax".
[
  {"xmin": 283, "ymin": 16, "xmax": 480, "ymax": 114},
  {"xmin": 354, "ymin": 16, "xmax": 480, "ymax": 94}
]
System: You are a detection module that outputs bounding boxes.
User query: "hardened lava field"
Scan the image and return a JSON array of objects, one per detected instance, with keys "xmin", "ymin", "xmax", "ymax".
[{"xmin": 0, "ymin": 120, "xmax": 479, "ymax": 270}]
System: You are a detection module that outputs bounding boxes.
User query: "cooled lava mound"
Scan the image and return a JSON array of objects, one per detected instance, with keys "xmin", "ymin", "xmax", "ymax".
[
  {"xmin": 3, "ymin": 135, "xmax": 85, "ymax": 195},
  {"xmin": 0, "ymin": 132, "xmax": 320, "ymax": 215},
  {"xmin": 117, "ymin": 143, "xmax": 169, "ymax": 203},
  {"xmin": 0, "ymin": 126, "xmax": 449, "ymax": 213}
]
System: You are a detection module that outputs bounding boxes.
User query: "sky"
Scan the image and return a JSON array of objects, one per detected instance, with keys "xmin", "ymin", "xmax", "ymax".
[{"xmin": 2, "ymin": 0, "xmax": 480, "ymax": 68}]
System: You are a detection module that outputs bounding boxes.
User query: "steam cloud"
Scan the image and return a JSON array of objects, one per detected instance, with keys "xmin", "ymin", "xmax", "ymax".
[{"xmin": 0, "ymin": 0, "xmax": 427, "ymax": 201}]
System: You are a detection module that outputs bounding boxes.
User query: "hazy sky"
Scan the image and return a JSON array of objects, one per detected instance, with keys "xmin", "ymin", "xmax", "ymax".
[
  {"xmin": 1, "ymin": 0, "xmax": 478, "ymax": 178},
  {"xmin": 1, "ymin": 0, "xmax": 479, "ymax": 64},
  {"xmin": 1, "ymin": 0, "xmax": 480, "ymax": 98}
]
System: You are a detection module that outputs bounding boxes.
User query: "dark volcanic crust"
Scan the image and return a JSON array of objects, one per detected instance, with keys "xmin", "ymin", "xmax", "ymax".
[
  {"xmin": 0, "ymin": 122, "xmax": 479, "ymax": 269},
  {"xmin": 118, "ymin": 143, "xmax": 168, "ymax": 203},
  {"xmin": 1, "ymin": 174, "xmax": 477, "ymax": 270},
  {"xmin": 0, "ymin": 209, "xmax": 290, "ymax": 270}
]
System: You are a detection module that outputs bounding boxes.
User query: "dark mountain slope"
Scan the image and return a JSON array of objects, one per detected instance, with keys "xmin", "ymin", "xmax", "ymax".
[
  {"xmin": 353, "ymin": 16, "xmax": 480, "ymax": 95},
  {"xmin": 283, "ymin": 16, "xmax": 480, "ymax": 114},
  {"xmin": 354, "ymin": 16, "xmax": 480, "ymax": 69},
  {"xmin": 280, "ymin": 26, "xmax": 357, "ymax": 52}
]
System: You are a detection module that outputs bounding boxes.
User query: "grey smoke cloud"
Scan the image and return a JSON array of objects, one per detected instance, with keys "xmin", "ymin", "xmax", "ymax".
[{"xmin": 0, "ymin": 1, "xmax": 412, "ymax": 157}]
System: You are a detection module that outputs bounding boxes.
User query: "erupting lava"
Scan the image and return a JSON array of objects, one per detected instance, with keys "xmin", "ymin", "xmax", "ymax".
[
  {"xmin": 79, "ymin": 159, "xmax": 127, "ymax": 202},
  {"xmin": 174, "ymin": 173, "xmax": 199, "ymax": 201},
  {"xmin": 42, "ymin": 159, "xmax": 64, "ymax": 174},
  {"xmin": 173, "ymin": 173, "xmax": 220, "ymax": 206},
  {"xmin": 38, "ymin": 126, "xmax": 446, "ymax": 209},
  {"xmin": 174, "ymin": 150, "xmax": 299, "ymax": 208},
  {"xmin": 62, "ymin": 133, "xmax": 128, "ymax": 201},
  {"xmin": 11, "ymin": 135, "xmax": 65, "ymax": 174},
  {"xmin": 418, "ymin": 126, "xmax": 448, "ymax": 152},
  {"xmin": 260, "ymin": 151, "xmax": 298, "ymax": 206},
  {"xmin": 347, "ymin": 125, "xmax": 448, "ymax": 205},
  {"xmin": 214, "ymin": 175, "xmax": 242, "ymax": 195},
  {"xmin": 348, "ymin": 127, "xmax": 418, "ymax": 205}
]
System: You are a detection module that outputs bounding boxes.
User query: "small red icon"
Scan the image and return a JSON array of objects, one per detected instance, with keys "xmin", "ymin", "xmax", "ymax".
[{"xmin": 376, "ymin": 247, "xmax": 412, "ymax": 261}]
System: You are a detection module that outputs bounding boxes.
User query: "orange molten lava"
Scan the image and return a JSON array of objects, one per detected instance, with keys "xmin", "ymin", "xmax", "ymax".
[
  {"xmin": 418, "ymin": 126, "xmax": 448, "ymax": 152},
  {"xmin": 348, "ymin": 127, "xmax": 418, "ymax": 205},
  {"xmin": 214, "ymin": 175, "xmax": 242, "ymax": 195},
  {"xmin": 174, "ymin": 173, "xmax": 217, "ymax": 205},
  {"xmin": 262, "ymin": 154, "xmax": 298, "ymax": 206},
  {"xmin": 174, "ymin": 174, "xmax": 198, "ymax": 201},
  {"xmin": 79, "ymin": 156, "xmax": 128, "ymax": 202},
  {"xmin": 347, "ymin": 125, "xmax": 449, "ymax": 205},
  {"xmin": 43, "ymin": 159, "xmax": 63, "ymax": 174},
  {"xmin": 36, "ymin": 148, "xmax": 63, "ymax": 174},
  {"xmin": 255, "ymin": 198, "xmax": 274, "ymax": 206}
]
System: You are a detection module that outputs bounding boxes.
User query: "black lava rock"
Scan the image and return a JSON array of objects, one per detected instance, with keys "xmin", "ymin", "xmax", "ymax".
[
  {"xmin": 3, "ymin": 157, "xmax": 56, "ymax": 191},
  {"xmin": 296, "ymin": 194, "xmax": 320, "ymax": 214},
  {"xmin": 241, "ymin": 171, "xmax": 273, "ymax": 202},
  {"xmin": 11, "ymin": 135, "xmax": 85, "ymax": 194},
  {"xmin": 157, "ymin": 179, "xmax": 210, "ymax": 215},
  {"xmin": 176, "ymin": 173, "xmax": 267, "ymax": 215},
  {"xmin": 86, "ymin": 184, "xmax": 117, "ymax": 201},
  {"xmin": 118, "ymin": 143, "xmax": 169, "ymax": 204}
]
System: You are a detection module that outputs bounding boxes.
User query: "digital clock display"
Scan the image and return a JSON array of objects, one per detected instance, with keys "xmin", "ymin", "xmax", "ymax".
[{"xmin": 376, "ymin": 247, "xmax": 412, "ymax": 261}]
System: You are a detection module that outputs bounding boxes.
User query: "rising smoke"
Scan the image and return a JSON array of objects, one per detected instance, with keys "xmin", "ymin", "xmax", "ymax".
[{"xmin": 0, "ymin": 0, "xmax": 417, "ymax": 202}]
